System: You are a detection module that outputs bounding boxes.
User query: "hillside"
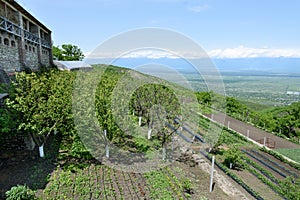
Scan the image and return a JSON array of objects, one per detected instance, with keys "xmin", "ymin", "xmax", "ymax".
[{"xmin": 0, "ymin": 65, "xmax": 299, "ymax": 199}]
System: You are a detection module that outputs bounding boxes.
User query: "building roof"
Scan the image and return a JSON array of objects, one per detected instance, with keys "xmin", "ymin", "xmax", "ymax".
[
  {"xmin": 3, "ymin": 0, "xmax": 51, "ymax": 33},
  {"xmin": 54, "ymin": 60, "xmax": 93, "ymax": 71},
  {"xmin": 0, "ymin": 93, "xmax": 9, "ymax": 100}
]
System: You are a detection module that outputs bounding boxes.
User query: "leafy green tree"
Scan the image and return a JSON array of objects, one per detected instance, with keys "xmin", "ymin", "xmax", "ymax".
[
  {"xmin": 223, "ymin": 146, "xmax": 245, "ymax": 169},
  {"xmin": 196, "ymin": 91, "xmax": 212, "ymax": 106},
  {"xmin": 7, "ymin": 70, "xmax": 75, "ymax": 157},
  {"xmin": 52, "ymin": 46, "xmax": 63, "ymax": 60},
  {"xmin": 271, "ymin": 101, "xmax": 300, "ymax": 138},
  {"xmin": 52, "ymin": 44, "xmax": 84, "ymax": 61},
  {"xmin": 130, "ymin": 83, "xmax": 181, "ymax": 159},
  {"xmin": 0, "ymin": 106, "xmax": 19, "ymax": 139},
  {"xmin": 205, "ymin": 129, "xmax": 225, "ymax": 152}
]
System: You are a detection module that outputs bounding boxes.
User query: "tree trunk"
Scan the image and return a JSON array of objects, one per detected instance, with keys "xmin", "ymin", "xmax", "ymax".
[
  {"xmin": 147, "ymin": 127, "xmax": 152, "ymax": 140},
  {"xmin": 162, "ymin": 144, "xmax": 167, "ymax": 160},
  {"xmin": 105, "ymin": 144, "xmax": 109, "ymax": 158},
  {"xmin": 139, "ymin": 116, "xmax": 142, "ymax": 126},
  {"xmin": 104, "ymin": 129, "xmax": 109, "ymax": 158},
  {"xmin": 39, "ymin": 144, "xmax": 45, "ymax": 158}
]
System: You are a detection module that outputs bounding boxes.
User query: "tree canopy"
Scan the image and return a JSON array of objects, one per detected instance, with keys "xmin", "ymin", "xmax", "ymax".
[
  {"xmin": 7, "ymin": 70, "xmax": 75, "ymax": 148},
  {"xmin": 52, "ymin": 44, "xmax": 84, "ymax": 61}
]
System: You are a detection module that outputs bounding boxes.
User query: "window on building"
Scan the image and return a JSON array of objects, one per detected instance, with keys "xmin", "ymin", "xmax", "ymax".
[
  {"xmin": 4, "ymin": 38, "xmax": 9, "ymax": 46},
  {"xmin": 29, "ymin": 46, "xmax": 32, "ymax": 51},
  {"xmin": 11, "ymin": 40, "xmax": 16, "ymax": 47},
  {"xmin": 0, "ymin": 37, "xmax": 2, "ymax": 44},
  {"xmin": 32, "ymin": 47, "xmax": 35, "ymax": 52},
  {"xmin": 25, "ymin": 44, "xmax": 28, "ymax": 50}
]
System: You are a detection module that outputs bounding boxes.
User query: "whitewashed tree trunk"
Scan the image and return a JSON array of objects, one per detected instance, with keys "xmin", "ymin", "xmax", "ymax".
[
  {"xmin": 104, "ymin": 129, "xmax": 109, "ymax": 158},
  {"xmin": 139, "ymin": 116, "xmax": 142, "ymax": 126},
  {"xmin": 162, "ymin": 144, "xmax": 166, "ymax": 160},
  {"xmin": 39, "ymin": 144, "xmax": 45, "ymax": 158},
  {"xmin": 180, "ymin": 116, "xmax": 183, "ymax": 131},
  {"xmin": 147, "ymin": 127, "xmax": 152, "ymax": 140},
  {"xmin": 105, "ymin": 144, "xmax": 109, "ymax": 158}
]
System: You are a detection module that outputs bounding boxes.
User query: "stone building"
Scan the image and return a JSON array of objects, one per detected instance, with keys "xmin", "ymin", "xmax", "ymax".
[{"xmin": 0, "ymin": 0, "xmax": 52, "ymax": 75}]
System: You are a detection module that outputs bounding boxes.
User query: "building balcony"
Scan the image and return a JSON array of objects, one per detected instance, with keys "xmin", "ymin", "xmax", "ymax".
[
  {"xmin": 0, "ymin": 16, "xmax": 21, "ymax": 36},
  {"xmin": 0, "ymin": 16, "xmax": 51, "ymax": 49}
]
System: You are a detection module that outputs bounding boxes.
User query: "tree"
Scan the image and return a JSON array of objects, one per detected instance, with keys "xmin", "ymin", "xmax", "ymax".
[
  {"xmin": 223, "ymin": 146, "xmax": 245, "ymax": 169},
  {"xmin": 0, "ymin": 106, "xmax": 19, "ymax": 139},
  {"xmin": 196, "ymin": 91, "xmax": 212, "ymax": 106},
  {"xmin": 7, "ymin": 70, "xmax": 75, "ymax": 157},
  {"xmin": 130, "ymin": 83, "xmax": 181, "ymax": 160},
  {"xmin": 52, "ymin": 46, "xmax": 63, "ymax": 60},
  {"xmin": 52, "ymin": 44, "xmax": 84, "ymax": 61}
]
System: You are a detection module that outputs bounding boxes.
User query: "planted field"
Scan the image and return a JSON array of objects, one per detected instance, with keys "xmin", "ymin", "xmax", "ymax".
[
  {"xmin": 40, "ymin": 162, "xmax": 229, "ymax": 200},
  {"xmin": 1, "ymin": 66, "xmax": 300, "ymax": 200},
  {"xmin": 276, "ymin": 148, "xmax": 300, "ymax": 163}
]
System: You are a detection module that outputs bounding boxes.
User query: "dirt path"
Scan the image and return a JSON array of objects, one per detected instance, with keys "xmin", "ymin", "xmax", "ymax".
[
  {"xmin": 204, "ymin": 113, "xmax": 300, "ymax": 149},
  {"xmin": 178, "ymin": 146, "xmax": 255, "ymax": 200}
]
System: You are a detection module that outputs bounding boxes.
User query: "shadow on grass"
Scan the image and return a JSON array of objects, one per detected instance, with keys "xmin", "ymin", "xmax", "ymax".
[{"xmin": 0, "ymin": 134, "xmax": 62, "ymax": 199}]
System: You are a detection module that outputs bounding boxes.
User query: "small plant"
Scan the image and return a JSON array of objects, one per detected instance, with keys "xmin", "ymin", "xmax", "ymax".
[
  {"xmin": 5, "ymin": 185, "xmax": 36, "ymax": 200},
  {"xmin": 182, "ymin": 178, "xmax": 193, "ymax": 195},
  {"xmin": 223, "ymin": 146, "xmax": 245, "ymax": 169}
]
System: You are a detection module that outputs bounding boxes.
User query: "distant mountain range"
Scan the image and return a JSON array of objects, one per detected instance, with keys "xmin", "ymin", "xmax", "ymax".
[
  {"xmin": 86, "ymin": 57, "xmax": 300, "ymax": 76},
  {"xmin": 213, "ymin": 58, "xmax": 300, "ymax": 75}
]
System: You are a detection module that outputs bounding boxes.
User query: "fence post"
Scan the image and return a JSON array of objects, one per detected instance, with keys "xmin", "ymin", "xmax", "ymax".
[{"xmin": 210, "ymin": 156, "xmax": 215, "ymax": 192}]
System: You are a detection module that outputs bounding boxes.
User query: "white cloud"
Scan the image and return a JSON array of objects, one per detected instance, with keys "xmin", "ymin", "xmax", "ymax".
[
  {"xmin": 188, "ymin": 4, "xmax": 210, "ymax": 13},
  {"xmin": 208, "ymin": 46, "xmax": 300, "ymax": 58},
  {"xmin": 87, "ymin": 49, "xmax": 211, "ymax": 59},
  {"xmin": 87, "ymin": 50, "xmax": 180, "ymax": 59},
  {"xmin": 87, "ymin": 46, "xmax": 300, "ymax": 59},
  {"xmin": 122, "ymin": 50, "xmax": 179, "ymax": 59}
]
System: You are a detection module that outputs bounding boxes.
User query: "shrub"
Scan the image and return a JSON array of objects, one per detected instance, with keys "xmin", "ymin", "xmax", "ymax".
[
  {"xmin": 5, "ymin": 185, "xmax": 36, "ymax": 200},
  {"xmin": 223, "ymin": 146, "xmax": 245, "ymax": 169}
]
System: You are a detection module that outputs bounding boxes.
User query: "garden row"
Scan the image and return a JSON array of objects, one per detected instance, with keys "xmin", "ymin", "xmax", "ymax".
[{"xmin": 41, "ymin": 164, "xmax": 198, "ymax": 200}]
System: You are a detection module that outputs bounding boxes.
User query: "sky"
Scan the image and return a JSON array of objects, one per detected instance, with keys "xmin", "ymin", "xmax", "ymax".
[{"xmin": 17, "ymin": 0, "xmax": 300, "ymax": 59}]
